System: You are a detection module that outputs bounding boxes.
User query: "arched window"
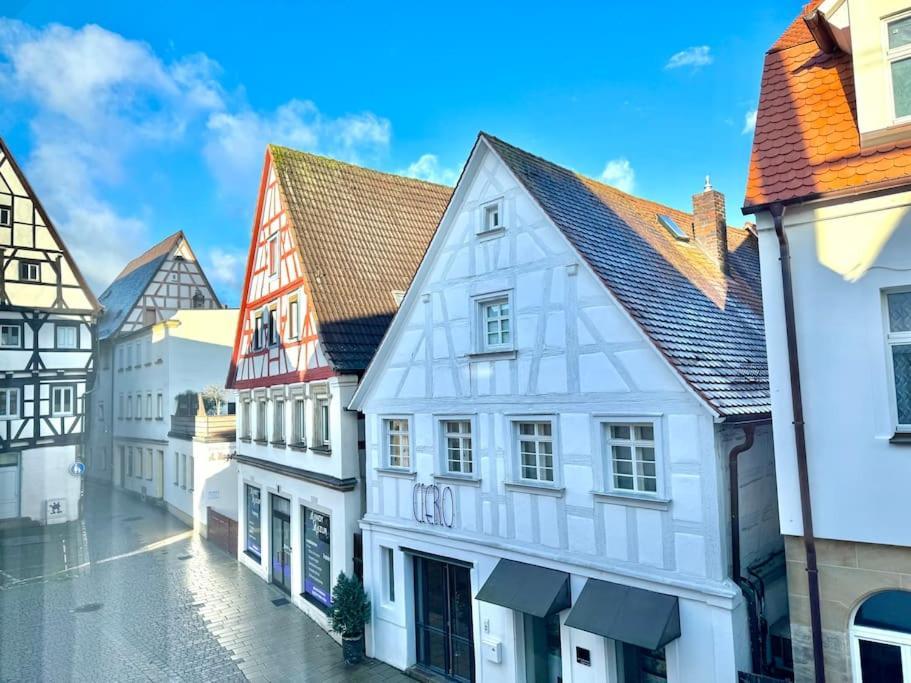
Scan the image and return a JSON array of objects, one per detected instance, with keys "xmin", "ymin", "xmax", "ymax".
[{"xmin": 851, "ymin": 590, "xmax": 911, "ymax": 682}]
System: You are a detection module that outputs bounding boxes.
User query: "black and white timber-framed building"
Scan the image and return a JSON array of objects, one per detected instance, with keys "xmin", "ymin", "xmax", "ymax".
[{"xmin": 0, "ymin": 137, "xmax": 100, "ymax": 524}]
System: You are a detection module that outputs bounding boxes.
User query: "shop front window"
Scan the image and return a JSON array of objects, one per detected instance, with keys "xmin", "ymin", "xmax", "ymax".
[
  {"xmin": 619, "ymin": 643, "xmax": 667, "ymax": 683},
  {"xmin": 245, "ymin": 485, "xmax": 262, "ymax": 560},
  {"xmin": 523, "ymin": 612, "xmax": 562, "ymax": 683},
  {"xmin": 301, "ymin": 506, "xmax": 332, "ymax": 611}
]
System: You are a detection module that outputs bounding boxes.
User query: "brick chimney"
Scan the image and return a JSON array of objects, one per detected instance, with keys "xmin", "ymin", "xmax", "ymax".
[{"xmin": 692, "ymin": 176, "xmax": 728, "ymax": 273}]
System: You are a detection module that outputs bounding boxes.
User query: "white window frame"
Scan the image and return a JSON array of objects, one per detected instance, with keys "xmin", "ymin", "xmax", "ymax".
[
  {"xmin": 288, "ymin": 296, "xmax": 300, "ymax": 340},
  {"xmin": 118, "ymin": 393, "xmax": 124, "ymax": 420},
  {"xmin": 55, "ymin": 325, "xmax": 77, "ymax": 349},
  {"xmin": 145, "ymin": 448, "xmax": 153, "ymax": 481},
  {"xmin": 0, "ymin": 387, "xmax": 20, "ymax": 419},
  {"xmin": 292, "ymin": 397, "xmax": 306, "ymax": 445},
  {"xmin": 884, "ymin": 288, "xmax": 911, "ymax": 431},
  {"xmin": 180, "ymin": 452, "xmax": 187, "ymax": 489},
  {"xmin": 383, "ymin": 416, "xmax": 412, "ymax": 470},
  {"xmin": 884, "ymin": 10, "xmax": 911, "ymax": 124},
  {"xmin": 600, "ymin": 418, "xmax": 663, "ymax": 497},
  {"xmin": 256, "ymin": 399, "xmax": 267, "ymax": 441},
  {"xmin": 241, "ymin": 399, "xmax": 251, "ymax": 439},
  {"xmin": 0, "ymin": 205, "xmax": 10, "ymax": 227},
  {"xmin": 19, "ymin": 260, "xmax": 40, "ymax": 282},
  {"xmin": 438, "ymin": 416, "xmax": 475, "ymax": 477},
  {"xmin": 381, "ymin": 546, "xmax": 396, "ymax": 605},
  {"xmin": 850, "ymin": 623, "xmax": 911, "ymax": 682},
  {"xmin": 174, "ymin": 451, "xmax": 180, "ymax": 486},
  {"xmin": 188, "ymin": 454, "xmax": 194, "ymax": 491},
  {"xmin": 156, "ymin": 393, "xmax": 163, "ymax": 420},
  {"xmin": 0, "ymin": 324, "xmax": 21, "ymax": 349},
  {"xmin": 145, "ymin": 393, "xmax": 152, "ymax": 420},
  {"xmin": 51, "ymin": 385, "xmax": 75, "ymax": 417},
  {"xmin": 511, "ymin": 417, "xmax": 558, "ymax": 486},
  {"xmin": 473, "ymin": 290, "xmax": 514, "ymax": 353},
  {"xmin": 268, "ymin": 305, "xmax": 279, "ymax": 346},
  {"xmin": 127, "ymin": 395, "xmax": 133, "ymax": 419},
  {"xmin": 478, "ymin": 197, "xmax": 505, "ymax": 235},
  {"xmin": 312, "ymin": 388, "xmax": 330, "ymax": 449},
  {"xmin": 268, "ymin": 234, "xmax": 279, "ymax": 278},
  {"xmin": 254, "ymin": 312, "xmax": 263, "ymax": 350},
  {"xmin": 273, "ymin": 398, "xmax": 285, "ymax": 443}
]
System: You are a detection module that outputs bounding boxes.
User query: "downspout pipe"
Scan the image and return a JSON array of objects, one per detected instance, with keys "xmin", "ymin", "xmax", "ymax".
[
  {"xmin": 771, "ymin": 202, "xmax": 826, "ymax": 683},
  {"xmin": 729, "ymin": 425, "xmax": 763, "ymax": 673}
]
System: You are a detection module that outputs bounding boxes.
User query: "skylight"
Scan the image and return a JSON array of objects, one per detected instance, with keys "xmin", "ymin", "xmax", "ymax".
[{"xmin": 658, "ymin": 214, "xmax": 689, "ymax": 241}]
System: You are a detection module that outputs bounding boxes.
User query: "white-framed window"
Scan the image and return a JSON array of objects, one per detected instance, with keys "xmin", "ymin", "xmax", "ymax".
[
  {"xmin": 254, "ymin": 312, "xmax": 263, "ymax": 350},
  {"xmin": 156, "ymin": 393, "xmax": 163, "ymax": 419},
  {"xmin": 604, "ymin": 422, "xmax": 658, "ymax": 494},
  {"xmin": 0, "ymin": 388, "xmax": 20, "ymax": 419},
  {"xmin": 313, "ymin": 391, "xmax": 330, "ymax": 448},
  {"xmin": 56, "ymin": 325, "xmax": 77, "ymax": 349},
  {"xmin": 292, "ymin": 397, "xmax": 306, "ymax": 445},
  {"xmin": 136, "ymin": 448, "xmax": 143, "ymax": 478},
  {"xmin": 145, "ymin": 393, "xmax": 152, "ymax": 419},
  {"xmin": 127, "ymin": 395, "xmax": 133, "ymax": 419},
  {"xmin": 0, "ymin": 205, "xmax": 9, "ymax": 227},
  {"xmin": 118, "ymin": 393, "xmax": 124, "ymax": 420},
  {"xmin": 475, "ymin": 292, "xmax": 513, "ymax": 352},
  {"xmin": 269, "ymin": 305, "xmax": 279, "ymax": 346},
  {"xmin": 886, "ymin": 12, "xmax": 911, "ymax": 121},
  {"xmin": 384, "ymin": 417, "xmax": 411, "ymax": 469},
  {"xmin": 268, "ymin": 234, "xmax": 279, "ymax": 278},
  {"xmin": 441, "ymin": 418, "xmax": 473, "ymax": 475},
  {"xmin": 19, "ymin": 260, "xmax": 40, "ymax": 282},
  {"xmin": 241, "ymin": 399, "xmax": 251, "ymax": 439},
  {"xmin": 51, "ymin": 386, "xmax": 74, "ymax": 416},
  {"xmin": 0, "ymin": 324, "xmax": 21, "ymax": 349},
  {"xmin": 886, "ymin": 290, "xmax": 911, "ymax": 429},
  {"xmin": 256, "ymin": 399, "xmax": 267, "ymax": 440},
  {"xmin": 273, "ymin": 399, "xmax": 285, "ymax": 443},
  {"xmin": 479, "ymin": 198, "xmax": 504, "ymax": 234},
  {"xmin": 382, "ymin": 546, "xmax": 396, "ymax": 604},
  {"xmin": 127, "ymin": 447, "xmax": 134, "ymax": 477},
  {"xmin": 850, "ymin": 590, "xmax": 911, "ymax": 682},
  {"xmin": 173, "ymin": 452, "xmax": 180, "ymax": 486},
  {"xmin": 134, "ymin": 343, "xmax": 141, "ymax": 368},
  {"xmin": 288, "ymin": 296, "xmax": 299, "ymax": 339},
  {"xmin": 188, "ymin": 455, "xmax": 194, "ymax": 491},
  {"xmin": 180, "ymin": 452, "xmax": 187, "ymax": 489},
  {"xmin": 145, "ymin": 448, "xmax": 153, "ymax": 481},
  {"xmin": 516, "ymin": 420, "xmax": 555, "ymax": 483}
]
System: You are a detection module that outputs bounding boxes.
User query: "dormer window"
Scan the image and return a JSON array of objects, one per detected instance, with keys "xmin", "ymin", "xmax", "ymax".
[
  {"xmin": 887, "ymin": 14, "xmax": 911, "ymax": 120},
  {"xmin": 0, "ymin": 205, "xmax": 10, "ymax": 227},
  {"xmin": 479, "ymin": 199, "xmax": 504, "ymax": 235}
]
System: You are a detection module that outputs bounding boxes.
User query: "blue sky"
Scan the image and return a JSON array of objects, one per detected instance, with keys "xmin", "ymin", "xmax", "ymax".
[{"xmin": 0, "ymin": 1, "xmax": 798, "ymax": 305}]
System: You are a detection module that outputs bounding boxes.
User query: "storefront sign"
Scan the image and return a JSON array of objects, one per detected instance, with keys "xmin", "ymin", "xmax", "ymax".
[
  {"xmin": 412, "ymin": 483, "xmax": 455, "ymax": 527},
  {"xmin": 303, "ymin": 507, "xmax": 332, "ymax": 609}
]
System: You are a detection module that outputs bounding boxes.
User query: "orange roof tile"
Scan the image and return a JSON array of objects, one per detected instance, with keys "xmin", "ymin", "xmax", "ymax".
[{"xmin": 744, "ymin": 3, "xmax": 911, "ymax": 211}]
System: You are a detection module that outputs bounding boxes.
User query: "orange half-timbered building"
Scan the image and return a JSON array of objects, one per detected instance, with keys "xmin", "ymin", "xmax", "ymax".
[{"xmin": 228, "ymin": 145, "xmax": 449, "ymax": 632}]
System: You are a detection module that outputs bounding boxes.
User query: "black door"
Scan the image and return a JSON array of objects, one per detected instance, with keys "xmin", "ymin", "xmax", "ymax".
[
  {"xmin": 270, "ymin": 495, "xmax": 292, "ymax": 593},
  {"xmin": 414, "ymin": 556, "xmax": 474, "ymax": 682}
]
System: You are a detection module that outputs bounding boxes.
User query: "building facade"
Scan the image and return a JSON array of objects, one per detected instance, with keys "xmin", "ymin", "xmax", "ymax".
[
  {"xmin": 745, "ymin": 2, "xmax": 911, "ymax": 682},
  {"xmin": 88, "ymin": 231, "xmax": 222, "ymax": 485},
  {"xmin": 351, "ymin": 134, "xmax": 786, "ymax": 682},
  {"xmin": 228, "ymin": 145, "xmax": 450, "ymax": 634},
  {"xmin": 0, "ymin": 138, "xmax": 99, "ymax": 525}
]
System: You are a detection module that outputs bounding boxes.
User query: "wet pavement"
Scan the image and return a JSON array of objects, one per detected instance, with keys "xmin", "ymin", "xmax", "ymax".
[{"xmin": 0, "ymin": 482, "xmax": 407, "ymax": 682}]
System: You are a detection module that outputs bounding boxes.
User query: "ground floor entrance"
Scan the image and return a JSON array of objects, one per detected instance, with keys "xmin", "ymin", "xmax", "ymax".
[
  {"xmin": 0, "ymin": 452, "xmax": 19, "ymax": 519},
  {"xmin": 270, "ymin": 494, "xmax": 291, "ymax": 594},
  {"xmin": 414, "ymin": 555, "xmax": 475, "ymax": 682}
]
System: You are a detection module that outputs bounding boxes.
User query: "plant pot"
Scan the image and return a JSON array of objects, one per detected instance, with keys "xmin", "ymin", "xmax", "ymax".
[{"xmin": 342, "ymin": 633, "xmax": 365, "ymax": 665}]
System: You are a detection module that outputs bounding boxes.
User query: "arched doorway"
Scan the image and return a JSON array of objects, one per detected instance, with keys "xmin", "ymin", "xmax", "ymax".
[{"xmin": 851, "ymin": 590, "xmax": 911, "ymax": 682}]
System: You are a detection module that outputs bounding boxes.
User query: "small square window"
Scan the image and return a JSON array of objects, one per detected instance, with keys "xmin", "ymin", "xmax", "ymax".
[
  {"xmin": 56, "ymin": 325, "xmax": 77, "ymax": 349},
  {"xmin": 480, "ymin": 199, "xmax": 504, "ymax": 235},
  {"xmin": 385, "ymin": 418, "xmax": 410, "ymax": 469},
  {"xmin": 0, "ymin": 388, "xmax": 20, "ymax": 419},
  {"xmin": 0, "ymin": 324, "xmax": 21, "ymax": 349},
  {"xmin": 19, "ymin": 260, "xmax": 40, "ymax": 282},
  {"xmin": 51, "ymin": 386, "xmax": 75, "ymax": 416},
  {"xmin": 0, "ymin": 206, "xmax": 10, "ymax": 227}
]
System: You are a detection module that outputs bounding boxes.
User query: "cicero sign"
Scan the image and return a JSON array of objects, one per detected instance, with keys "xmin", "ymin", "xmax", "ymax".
[{"xmin": 412, "ymin": 483, "xmax": 455, "ymax": 527}]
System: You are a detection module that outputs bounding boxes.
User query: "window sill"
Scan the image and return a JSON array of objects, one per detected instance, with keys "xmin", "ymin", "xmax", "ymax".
[
  {"xmin": 375, "ymin": 467, "xmax": 417, "ymax": 480},
  {"xmin": 239, "ymin": 437, "xmax": 252, "ymax": 443},
  {"xmin": 890, "ymin": 431, "xmax": 911, "ymax": 445},
  {"xmin": 243, "ymin": 549, "xmax": 261, "ymax": 564},
  {"xmin": 504, "ymin": 481, "xmax": 565, "ymax": 497},
  {"xmin": 434, "ymin": 473, "xmax": 481, "ymax": 487},
  {"xmin": 593, "ymin": 490, "xmax": 670, "ymax": 510},
  {"xmin": 310, "ymin": 446, "xmax": 332, "ymax": 456},
  {"xmin": 476, "ymin": 226, "xmax": 506, "ymax": 240},
  {"xmin": 253, "ymin": 439, "xmax": 269, "ymax": 445},
  {"xmin": 466, "ymin": 349, "xmax": 517, "ymax": 362},
  {"xmin": 288, "ymin": 442, "xmax": 308, "ymax": 452},
  {"xmin": 271, "ymin": 441, "xmax": 286, "ymax": 449}
]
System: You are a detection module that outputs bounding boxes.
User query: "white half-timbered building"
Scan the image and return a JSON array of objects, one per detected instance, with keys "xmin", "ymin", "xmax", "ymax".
[
  {"xmin": 227, "ymin": 145, "xmax": 449, "ymax": 634},
  {"xmin": 0, "ymin": 138, "xmax": 100, "ymax": 524},
  {"xmin": 87, "ymin": 231, "xmax": 222, "ymax": 487},
  {"xmin": 349, "ymin": 134, "xmax": 787, "ymax": 682}
]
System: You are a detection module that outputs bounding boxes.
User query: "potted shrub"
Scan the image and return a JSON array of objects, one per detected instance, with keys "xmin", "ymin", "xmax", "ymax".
[{"xmin": 328, "ymin": 571, "xmax": 371, "ymax": 665}]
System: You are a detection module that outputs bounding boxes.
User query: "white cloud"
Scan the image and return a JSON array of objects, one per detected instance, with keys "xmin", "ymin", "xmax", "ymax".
[
  {"xmin": 399, "ymin": 153, "xmax": 458, "ymax": 186},
  {"xmin": 206, "ymin": 247, "xmax": 246, "ymax": 290},
  {"xmin": 204, "ymin": 100, "xmax": 391, "ymax": 205},
  {"xmin": 599, "ymin": 158, "xmax": 636, "ymax": 194},
  {"xmin": 0, "ymin": 19, "xmax": 225, "ymax": 291},
  {"xmin": 665, "ymin": 45, "xmax": 713, "ymax": 70},
  {"xmin": 742, "ymin": 108, "xmax": 758, "ymax": 135}
]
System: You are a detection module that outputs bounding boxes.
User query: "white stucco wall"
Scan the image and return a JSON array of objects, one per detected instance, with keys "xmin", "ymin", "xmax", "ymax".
[{"xmin": 757, "ymin": 188, "xmax": 911, "ymax": 546}]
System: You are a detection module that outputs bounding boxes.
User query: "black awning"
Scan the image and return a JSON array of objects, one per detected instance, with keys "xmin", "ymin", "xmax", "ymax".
[
  {"xmin": 564, "ymin": 579, "xmax": 680, "ymax": 650},
  {"xmin": 475, "ymin": 559, "xmax": 571, "ymax": 618}
]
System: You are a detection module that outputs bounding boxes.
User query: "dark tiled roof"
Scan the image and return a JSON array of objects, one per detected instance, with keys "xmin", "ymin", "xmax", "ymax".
[
  {"xmin": 484, "ymin": 134, "xmax": 769, "ymax": 416},
  {"xmin": 269, "ymin": 146, "xmax": 452, "ymax": 371},
  {"xmin": 97, "ymin": 231, "xmax": 182, "ymax": 340},
  {"xmin": 744, "ymin": 2, "xmax": 911, "ymax": 210}
]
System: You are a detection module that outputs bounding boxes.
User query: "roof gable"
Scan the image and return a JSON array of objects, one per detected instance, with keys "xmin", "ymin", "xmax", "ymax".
[
  {"xmin": 268, "ymin": 145, "xmax": 451, "ymax": 371},
  {"xmin": 482, "ymin": 135, "xmax": 768, "ymax": 417}
]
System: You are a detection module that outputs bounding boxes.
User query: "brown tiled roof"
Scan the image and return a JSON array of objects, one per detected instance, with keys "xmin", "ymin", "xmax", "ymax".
[
  {"xmin": 485, "ymin": 134, "xmax": 768, "ymax": 416},
  {"xmin": 744, "ymin": 2, "xmax": 911, "ymax": 210},
  {"xmin": 270, "ymin": 145, "xmax": 452, "ymax": 371},
  {"xmin": 114, "ymin": 230, "xmax": 184, "ymax": 280}
]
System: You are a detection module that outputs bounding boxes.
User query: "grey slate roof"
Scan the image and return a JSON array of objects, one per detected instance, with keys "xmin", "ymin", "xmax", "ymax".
[
  {"xmin": 270, "ymin": 145, "xmax": 451, "ymax": 372},
  {"xmin": 483, "ymin": 134, "xmax": 769, "ymax": 417},
  {"xmin": 96, "ymin": 232, "xmax": 182, "ymax": 340}
]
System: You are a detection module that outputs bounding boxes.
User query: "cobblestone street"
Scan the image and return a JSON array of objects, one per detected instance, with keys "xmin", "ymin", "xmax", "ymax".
[{"xmin": 0, "ymin": 483, "xmax": 407, "ymax": 682}]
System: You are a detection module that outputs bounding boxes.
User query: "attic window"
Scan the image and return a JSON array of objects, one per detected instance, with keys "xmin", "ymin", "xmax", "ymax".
[
  {"xmin": 887, "ymin": 14, "xmax": 911, "ymax": 120},
  {"xmin": 0, "ymin": 205, "xmax": 10, "ymax": 227},
  {"xmin": 479, "ymin": 199, "xmax": 505, "ymax": 235},
  {"xmin": 658, "ymin": 214, "xmax": 689, "ymax": 241},
  {"xmin": 191, "ymin": 291, "xmax": 205, "ymax": 309}
]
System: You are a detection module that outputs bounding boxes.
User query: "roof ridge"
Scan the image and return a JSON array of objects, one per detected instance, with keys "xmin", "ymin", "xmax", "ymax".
[
  {"xmin": 113, "ymin": 229, "xmax": 184, "ymax": 281},
  {"xmin": 268, "ymin": 143, "xmax": 454, "ymax": 190}
]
